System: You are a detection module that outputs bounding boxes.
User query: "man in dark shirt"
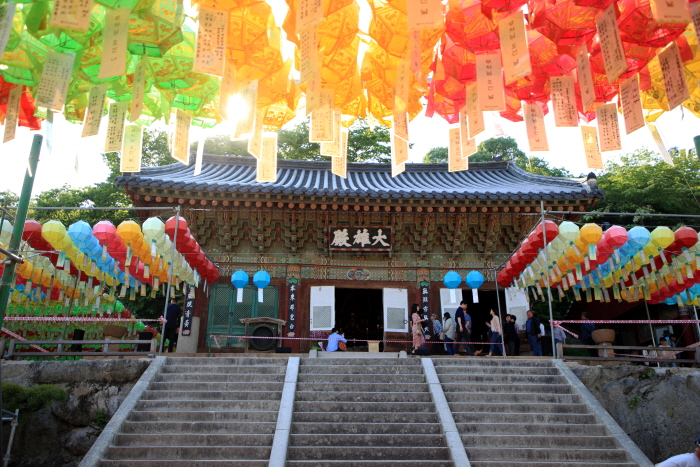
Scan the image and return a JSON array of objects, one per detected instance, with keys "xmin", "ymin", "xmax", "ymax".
[
  {"xmin": 580, "ymin": 312, "xmax": 597, "ymax": 357},
  {"xmin": 454, "ymin": 301, "xmax": 476, "ymax": 356},
  {"xmin": 525, "ymin": 310, "xmax": 542, "ymax": 356},
  {"xmin": 164, "ymin": 299, "xmax": 182, "ymax": 353}
]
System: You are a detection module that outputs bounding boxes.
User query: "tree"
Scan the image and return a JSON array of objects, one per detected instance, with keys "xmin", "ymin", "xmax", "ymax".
[
  {"xmin": 103, "ymin": 129, "xmax": 177, "ymax": 181},
  {"xmin": 0, "ymin": 191, "xmax": 19, "ymax": 208},
  {"xmin": 422, "ymin": 137, "xmax": 573, "ymax": 177}
]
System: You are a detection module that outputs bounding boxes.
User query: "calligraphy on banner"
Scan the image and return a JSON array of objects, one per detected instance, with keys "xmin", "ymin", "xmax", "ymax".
[
  {"xmin": 465, "ymin": 83, "xmax": 484, "ymax": 138},
  {"xmin": 120, "ymin": 125, "xmax": 143, "ymax": 172},
  {"xmin": 596, "ymin": 6, "xmax": 628, "ymax": 84},
  {"xmin": 390, "ymin": 133, "xmax": 406, "ymax": 177},
  {"xmin": 299, "ymin": 26, "xmax": 318, "ymax": 84},
  {"xmin": 310, "ymin": 89, "xmax": 334, "ymax": 142},
  {"xmin": 50, "ymin": 0, "xmax": 93, "ymax": 31},
  {"xmin": 194, "ymin": 7, "xmax": 228, "ymax": 77},
  {"xmin": 104, "ymin": 102, "xmax": 127, "ymax": 152},
  {"xmin": 498, "ymin": 11, "xmax": 531, "ymax": 84},
  {"xmin": 36, "ymin": 51, "xmax": 75, "ymax": 112},
  {"xmin": 129, "ymin": 56, "xmax": 147, "ymax": 123},
  {"xmin": 286, "ymin": 280, "xmax": 298, "ymax": 337},
  {"xmin": 596, "ymin": 103, "xmax": 621, "ymax": 152},
  {"xmin": 173, "ymin": 109, "xmax": 192, "ymax": 165},
  {"xmin": 407, "ymin": 0, "xmax": 443, "ymax": 30},
  {"xmin": 233, "ymin": 81, "xmax": 258, "ymax": 139},
  {"xmin": 476, "ymin": 54, "xmax": 505, "ymax": 111},
  {"xmin": 392, "ymin": 132, "xmax": 409, "ymax": 165},
  {"xmin": 619, "ymin": 74, "xmax": 644, "ymax": 135},
  {"xmin": 0, "ymin": 3, "xmax": 17, "ymax": 59},
  {"xmin": 305, "ymin": 66, "xmax": 322, "ymax": 114},
  {"xmin": 82, "ymin": 84, "xmax": 107, "ymax": 138},
  {"xmin": 247, "ymin": 109, "xmax": 264, "ymax": 158},
  {"xmin": 296, "ymin": 0, "xmax": 323, "ymax": 33},
  {"xmin": 650, "ymin": 0, "xmax": 690, "ymax": 22},
  {"xmin": 448, "ymin": 127, "xmax": 468, "ymax": 172},
  {"xmin": 551, "ymin": 76, "xmax": 577, "ymax": 127},
  {"xmin": 3, "ymin": 85, "xmax": 22, "ymax": 144},
  {"xmin": 524, "ymin": 103, "xmax": 549, "ymax": 151},
  {"xmin": 693, "ymin": 4, "xmax": 700, "ymax": 46},
  {"xmin": 576, "ymin": 43, "xmax": 595, "ymax": 112},
  {"xmin": 420, "ymin": 283, "xmax": 432, "ymax": 337},
  {"xmin": 393, "ymin": 104, "xmax": 409, "ymax": 142},
  {"xmin": 182, "ymin": 286, "xmax": 194, "ymax": 336},
  {"xmin": 218, "ymin": 62, "xmax": 237, "ymax": 121},
  {"xmin": 98, "ymin": 7, "xmax": 129, "ymax": 80},
  {"xmin": 395, "ymin": 58, "xmax": 411, "ymax": 111},
  {"xmin": 329, "ymin": 226, "xmax": 392, "ymax": 252},
  {"xmin": 257, "ymin": 133, "xmax": 278, "ymax": 183},
  {"xmin": 581, "ymin": 126, "xmax": 604, "ymax": 169},
  {"xmin": 332, "ymin": 128, "xmax": 348, "ymax": 178},
  {"xmin": 658, "ymin": 41, "xmax": 690, "ymax": 111},
  {"xmin": 459, "ymin": 111, "xmax": 477, "ymax": 159},
  {"xmin": 321, "ymin": 109, "xmax": 341, "ymax": 157}
]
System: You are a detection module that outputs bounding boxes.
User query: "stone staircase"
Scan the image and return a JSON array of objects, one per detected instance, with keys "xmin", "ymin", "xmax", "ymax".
[
  {"xmin": 98, "ymin": 356, "xmax": 287, "ymax": 466},
  {"xmin": 286, "ymin": 357, "xmax": 453, "ymax": 466},
  {"xmin": 433, "ymin": 358, "xmax": 640, "ymax": 467}
]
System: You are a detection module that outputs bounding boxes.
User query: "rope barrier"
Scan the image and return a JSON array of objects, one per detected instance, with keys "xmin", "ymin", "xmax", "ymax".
[
  {"xmin": 552, "ymin": 320, "xmax": 700, "ymax": 325},
  {"xmin": 1, "ymin": 328, "xmax": 49, "ymax": 353},
  {"xmin": 209, "ymin": 334, "xmax": 504, "ymax": 349}
]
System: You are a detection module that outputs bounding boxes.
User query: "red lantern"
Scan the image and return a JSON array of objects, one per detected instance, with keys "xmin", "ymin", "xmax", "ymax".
[
  {"xmin": 532, "ymin": 220, "xmax": 559, "ymax": 249},
  {"xmin": 674, "ymin": 226, "xmax": 698, "ymax": 249},
  {"xmin": 604, "ymin": 225, "xmax": 627, "ymax": 249},
  {"xmin": 22, "ymin": 220, "xmax": 43, "ymax": 242},
  {"xmin": 165, "ymin": 216, "xmax": 190, "ymax": 241},
  {"xmin": 93, "ymin": 221, "xmax": 117, "ymax": 244},
  {"xmin": 596, "ymin": 236, "xmax": 613, "ymax": 256},
  {"xmin": 521, "ymin": 238, "xmax": 538, "ymax": 259}
]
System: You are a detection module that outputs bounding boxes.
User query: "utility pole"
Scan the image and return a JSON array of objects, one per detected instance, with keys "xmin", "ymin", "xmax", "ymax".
[{"xmin": 0, "ymin": 135, "xmax": 43, "ymax": 330}]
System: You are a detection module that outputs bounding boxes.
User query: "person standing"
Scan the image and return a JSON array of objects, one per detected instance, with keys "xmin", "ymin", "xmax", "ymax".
[
  {"xmin": 164, "ymin": 298, "xmax": 182, "ymax": 353},
  {"xmin": 430, "ymin": 313, "xmax": 445, "ymax": 355},
  {"xmin": 553, "ymin": 324, "xmax": 566, "ymax": 358},
  {"xmin": 485, "ymin": 309, "xmax": 502, "ymax": 357},
  {"xmin": 326, "ymin": 328, "xmax": 347, "ymax": 351},
  {"xmin": 442, "ymin": 312, "xmax": 456, "ymax": 356},
  {"xmin": 580, "ymin": 312, "xmax": 597, "ymax": 357},
  {"xmin": 462, "ymin": 304, "xmax": 478, "ymax": 356},
  {"xmin": 525, "ymin": 310, "xmax": 543, "ymax": 357},
  {"xmin": 504, "ymin": 314, "xmax": 519, "ymax": 357},
  {"xmin": 656, "ymin": 435, "xmax": 700, "ymax": 467},
  {"xmin": 453, "ymin": 301, "xmax": 466, "ymax": 355},
  {"xmin": 411, "ymin": 304, "xmax": 426, "ymax": 353}
]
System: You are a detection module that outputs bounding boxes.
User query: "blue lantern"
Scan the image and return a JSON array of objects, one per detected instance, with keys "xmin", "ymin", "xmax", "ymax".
[
  {"xmin": 465, "ymin": 270, "xmax": 485, "ymax": 303},
  {"xmin": 231, "ymin": 270, "xmax": 249, "ymax": 302},
  {"xmin": 443, "ymin": 271, "xmax": 461, "ymax": 303},
  {"xmin": 68, "ymin": 221, "xmax": 94, "ymax": 248},
  {"xmin": 254, "ymin": 271, "xmax": 271, "ymax": 303}
]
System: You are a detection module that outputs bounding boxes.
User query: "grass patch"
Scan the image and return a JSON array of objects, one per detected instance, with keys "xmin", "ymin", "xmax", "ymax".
[{"xmin": 2, "ymin": 382, "xmax": 67, "ymax": 422}]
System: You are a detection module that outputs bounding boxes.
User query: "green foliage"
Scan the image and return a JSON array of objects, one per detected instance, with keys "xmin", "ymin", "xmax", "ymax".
[
  {"xmin": 584, "ymin": 148, "xmax": 700, "ymax": 227},
  {"xmin": 117, "ymin": 287, "xmax": 170, "ymax": 321},
  {"xmin": 628, "ymin": 396, "xmax": 640, "ymax": 409},
  {"xmin": 423, "ymin": 147, "xmax": 447, "ymax": 163},
  {"xmin": 529, "ymin": 288, "xmax": 574, "ymax": 324},
  {"xmin": 639, "ymin": 369, "xmax": 656, "ymax": 379},
  {"xmin": 0, "ymin": 190, "xmax": 19, "ymax": 208},
  {"xmin": 2, "ymin": 382, "xmax": 67, "ymax": 413},
  {"xmin": 103, "ymin": 129, "xmax": 177, "ymax": 181},
  {"xmin": 94, "ymin": 408, "xmax": 108, "ymax": 428}
]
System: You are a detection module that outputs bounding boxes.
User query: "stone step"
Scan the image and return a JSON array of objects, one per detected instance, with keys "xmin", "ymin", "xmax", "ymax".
[
  {"xmin": 469, "ymin": 463, "xmax": 636, "ymax": 467},
  {"xmin": 289, "ymin": 433, "xmax": 445, "ymax": 447},
  {"xmin": 114, "ymin": 433, "xmax": 274, "ymax": 446},
  {"xmin": 464, "ymin": 434, "xmax": 618, "ymax": 449},
  {"xmin": 437, "ymin": 374, "xmax": 568, "ymax": 385},
  {"xmin": 301, "ymin": 359, "xmax": 421, "ymax": 366},
  {"xmin": 121, "ymin": 421, "xmax": 277, "ymax": 435},
  {"xmin": 293, "ymin": 382, "xmax": 427, "ymax": 393},
  {"xmin": 285, "ymin": 446, "xmax": 451, "ymax": 461},
  {"xmin": 294, "ymin": 401, "xmax": 434, "ymax": 413},
  {"xmin": 100, "ymin": 461, "xmax": 268, "ymax": 467},
  {"xmin": 294, "ymin": 391, "xmax": 432, "ymax": 403},
  {"xmin": 445, "ymin": 402, "xmax": 589, "ymax": 414},
  {"xmin": 297, "ymin": 374, "xmax": 424, "ymax": 384},
  {"xmin": 140, "ymin": 390, "xmax": 282, "ymax": 401},
  {"xmin": 292, "ymin": 412, "xmax": 439, "ymax": 424},
  {"xmin": 136, "ymin": 400, "xmax": 280, "ymax": 411},
  {"xmin": 466, "ymin": 447, "xmax": 629, "ymax": 463},
  {"xmin": 165, "ymin": 357, "xmax": 286, "ymax": 366},
  {"xmin": 129, "ymin": 410, "xmax": 279, "ymax": 423},
  {"xmin": 432, "ymin": 358, "xmax": 553, "ymax": 367},
  {"xmin": 434, "ymin": 366, "xmax": 559, "ymax": 376},
  {"xmin": 148, "ymin": 382, "xmax": 284, "ymax": 392},
  {"xmin": 104, "ymin": 446, "xmax": 272, "ymax": 461},
  {"xmin": 286, "ymin": 462, "xmax": 453, "ymax": 467},
  {"xmin": 439, "ymin": 382, "xmax": 572, "ymax": 394},
  {"xmin": 292, "ymin": 422, "xmax": 441, "ymax": 435},
  {"xmin": 452, "ymin": 412, "xmax": 596, "ymax": 425},
  {"xmin": 155, "ymin": 373, "xmax": 285, "ymax": 383},
  {"xmin": 162, "ymin": 364, "xmax": 287, "ymax": 374},
  {"xmin": 445, "ymin": 392, "xmax": 581, "ymax": 405},
  {"xmin": 299, "ymin": 365, "xmax": 424, "ymax": 375},
  {"xmin": 457, "ymin": 422, "xmax": 608, "ymax": 436}
]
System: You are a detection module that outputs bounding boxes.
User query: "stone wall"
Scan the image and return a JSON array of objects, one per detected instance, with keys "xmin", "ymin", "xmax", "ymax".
[
  {"xmin": 571, "ymin": 363, "xmax": 700, "ymax": 463},
  {"xmin": 1, "ymin": 359, "xmax": 151, "ymax": 467}
]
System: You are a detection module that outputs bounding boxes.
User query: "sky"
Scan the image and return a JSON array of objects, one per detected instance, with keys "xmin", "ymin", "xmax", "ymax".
[{"xmin": 1, "ymin": 0, "xmax": 699, "ymax": 196}]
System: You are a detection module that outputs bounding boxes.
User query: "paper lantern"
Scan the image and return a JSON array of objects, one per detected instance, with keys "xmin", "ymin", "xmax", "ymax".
[
  {"xmin": 93, "ymin": 221, "xmax": 117, "ymax": 244},
  {"xmin": 532, "ymin": 221, "xmax": 559, "ymax": 249},
  {"xmin": 0, "ymin": 220, "xmax": 13, "ymax": 246},
  {"xmin": 253, "ymin": 270, "xmax": 271, "ymax": 303},
  {"xmin": 651, "ymin": 226, "xmax": 675, "ymax": 250},
  {"xmin": 626, "ymin": 226, "xmax": 650, "ymax": 251},
  {"xmin": 443, "ymin": 271, "xmax": 461, "ymax": 302},
  {"xmin": 674, "ymin": 226, "xmax": 698, "ymax": 249},
  {"xmin": 165, "ymin": 216, "xmax": 189, "ymax": 241},
  {"xmin": 68, "ymin": 221, "xmax": 95, "ymax": 248},
  {"xmin": 558, "ymin": 221, "xmax": 580, "ymax": 245},
  {"xmin": 142, "ymin": 217, "xmax": 165, "ymax": 241},
  {"xmin": 231, "ymin": 270, "xmax": 249, "ymax": 302},
  {"xmin": 465, "ymin": 270, "xmax": 484, "ymax": 303}
]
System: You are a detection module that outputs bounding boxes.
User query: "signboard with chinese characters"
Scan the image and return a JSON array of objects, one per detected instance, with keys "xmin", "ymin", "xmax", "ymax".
[
  {"xmin": 182, "ymin": 285, "xmax": 194, "ymax": 336},
  {"xmin": 286, "ymin": 280, "xmax": 298, "ymax": 337},
  {"xmin": 420, "ymin": 283, "xmax": 433, "ymax": 338},
  {"xmin": 329, "ymin": 227, "xmax": 392, "ymax": 252}
]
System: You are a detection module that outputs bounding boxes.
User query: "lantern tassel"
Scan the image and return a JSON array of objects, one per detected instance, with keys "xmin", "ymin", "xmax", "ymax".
[{"xmin": 237, "ymin": 288, "xmax": 244, "ymax": 303}]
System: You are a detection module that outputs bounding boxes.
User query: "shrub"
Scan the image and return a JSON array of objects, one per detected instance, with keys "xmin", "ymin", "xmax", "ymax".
[{"xmin": 2, "ymin": 382, "xmax": 67, "ymax": 413}]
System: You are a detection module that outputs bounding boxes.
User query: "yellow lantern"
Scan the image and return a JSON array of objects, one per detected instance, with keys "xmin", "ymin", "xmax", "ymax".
[
  {"xmin": 580, "ymin": 223, "xmax": 603, "ymax": 245},
  {"xmin": 650, "ymin": 226, "xmax": 674, "ymax": 250}
]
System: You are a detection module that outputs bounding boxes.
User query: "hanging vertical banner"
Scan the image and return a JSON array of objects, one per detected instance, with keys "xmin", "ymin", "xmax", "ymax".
[
  {"xmin": 465, "ymin": 83, "xmax": 484, "ymax": 138},
  {"xmin": 218, "ymin": 62, "xmax": 236, "ymax": 121},
  {"xmin": 448, "ymin": 127, "xmax": 467, "ymax": 172},
  {"xmin": 247, "ymin": 108, "xmax": 264, "ymax": 158},
  {"xmin": 462, "ymin": 134, "xmax": 477, "ymax": 159},
  {"xmin": 658, "ymin": 41, "xmax": 690, "ymax": 111},
  {"xmin": 693, "ymin": 4, "xmax": 700, "ymax": 46},
  {"xmin": 321, "ymin": 109, "xmax": 342, "ymax": 157},
  {"xmin": 581, "ymin": 126, "xmax": 604, "ymax": 169},
  {"xmin": 393, "ymin": 107, "xmax": 409, "ymax": 142},
  {"xmin": 173, "ymin": 109, "xmax": 192, "ymax": 165},
  {"xmin": 3, "ymin": 84, "xmax": 22, "ymax": 144},
  {"xmin": 619, "ymin": 74, "xmax": 644, "ymax": 135},
  {"xmin": 551, "ymin": 76, "xmax": 577, "ymax": 127},
  {"xmin": 409, "ymin": 30, "xmax": 422, "ymax": 79},
  {"xmin": 650, "ymin": 0, "xmax": 690, "ymax": 22},
  {"xmin": 50, "ymin": 0, "xmax": 94, "ymax": 30},
  {"xmin": 257, "ymin": 133, "xmax": 278, "ymax": 182},
  {"xmin": 310, "ymin": 88, "xmax": 334, "ymax": 142},
  {"xmin": 395, "ymin": 57, "xmax": 411, "ymax": 112},
  {"xmin": 286, "ymin": 280, "xmax": 297, "ymax": 337},
  {"xmin": 392, "ymin": 131, "xmax": 409, "ymax": 165},
  {"xmin": 299, "ymin": 26, "xmax": 318, "ymax": 84},
  {"xmin": 524, "ymin": 103, "xmax": 549, "ymax": 151},
  {"xmin": 129, "ymin": 56, "xmax": 148, "ymax": 122},
  {"xmin": 104, "ymin": 102, "xmax": 128, "ymax": 152},
  {"xmin": 296, "ymin": 0, "xmax": 323, "ymax": 33},
  {"xmin": 498, "ymin": 10, "xmax": 531, "ymax": 84},
  {"xmin": 390, "ymin": 133, "xmax": 405, "ymax": 177},
  {"xmin": 98, "ymin": 7, "xmax": 130, "ymax": 80},
  {"xmin": 407, "ymin": 0, "xmax": 443, "ymax": 30},
  {"xmin": 332, "ymin": 128, "xmax": 348, "ymax": 178},
  {"xmin": 194, "ymin": 128, "xmax": 205, "ymax": 176},
  {"xmin": 0, "ymin": 3, "xmax": 16, "ymax": 59},
  {"xmin": 476, "ymin": 53, "xmax": 506, "ymax": 111},
  {"xmin": 576, "ymin": 43, "xmax": 595, "ymax": 112},
  {"xmin": 81, "ymin": 84, "xmax": 108, "ymax": 138},
  {"xmin": 648, "ymin": 124, "xmax": 674, "ymax": 165},
  {"xmin": 596, "ymin": 103, "xmax": 621, "ymax": 151},
  {"xmin": 596, "ymin": 6, "xmax": 628, "ymax": 84},
  {"xmin": 194, "ymin": 7, "xmax": 228, "ymax": 76},
  {"xmin": 305, "ymin": 66, "xmax": 322, "ymax": 115},
  {"xmin": 35, "ymin": 50, "xmax": 75, "ymax": 111},
  {"xmin": 233, "ymin": 80, "xmax": 258, "ymax": 138},
  {"xmin": 182, "ymin": 286, "xmax": 194, "ymax": 336},
  {"xmin": 120, "ymin": 125, "xmax": 143, "ymax": 172}
]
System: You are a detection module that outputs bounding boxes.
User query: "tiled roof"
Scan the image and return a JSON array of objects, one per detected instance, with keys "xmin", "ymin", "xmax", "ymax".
[{"xmin": 115, "ymin": 155, "xmax": 603, "ymax": 201}]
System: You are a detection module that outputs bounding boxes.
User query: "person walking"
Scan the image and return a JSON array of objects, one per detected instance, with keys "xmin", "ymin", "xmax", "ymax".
[
  {"xmin": 411, "ymin": 304, "xmax": 426, "ymax": 353},
  {"xmin": 453, "ymin": 301, "xmax": 466, "ymax": 355},
  {"xmin": 429, "ymin": 313, "xmax": 445, "ymax": 354},
  {"xmin": 656, "ymin": 435, "xmax": 700, "ymax": 467},
  {"xmin": 553, "ymin": 324, "xmax": 566, "ymax": 358},
  {"xmin": 442, "ymin": 312, "xmax": 456, "ymax": 356},
  {"xmin": 485, "ymin": 309, "xmax": 502, "ymax": 357},
  {"xmin": 525, "ymin": 310, "xmax": 543, "ymax": 357},
  {"xmin": 504, "ymin": 314, "xmax": 519, "ymax": 357},
  {"xmin": 326, "ymin": 328, "xmax": 347, "ymax": 352},
  {"xmin": 580, "ymin": 312, "xmax": 597, "ymax": 357},
  {"xmin": 164, "ymin": 298, "xmax": 182, "ymax": 353}
]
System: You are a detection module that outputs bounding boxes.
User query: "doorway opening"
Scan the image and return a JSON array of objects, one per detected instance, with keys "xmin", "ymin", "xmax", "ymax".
[
  {"xmin": 460, "ymin": 289, "xmax": 504, "ymax": 354},
  {"xmin": 335, "ymin": 288, "xmax": 383, "ymax": 350}
]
